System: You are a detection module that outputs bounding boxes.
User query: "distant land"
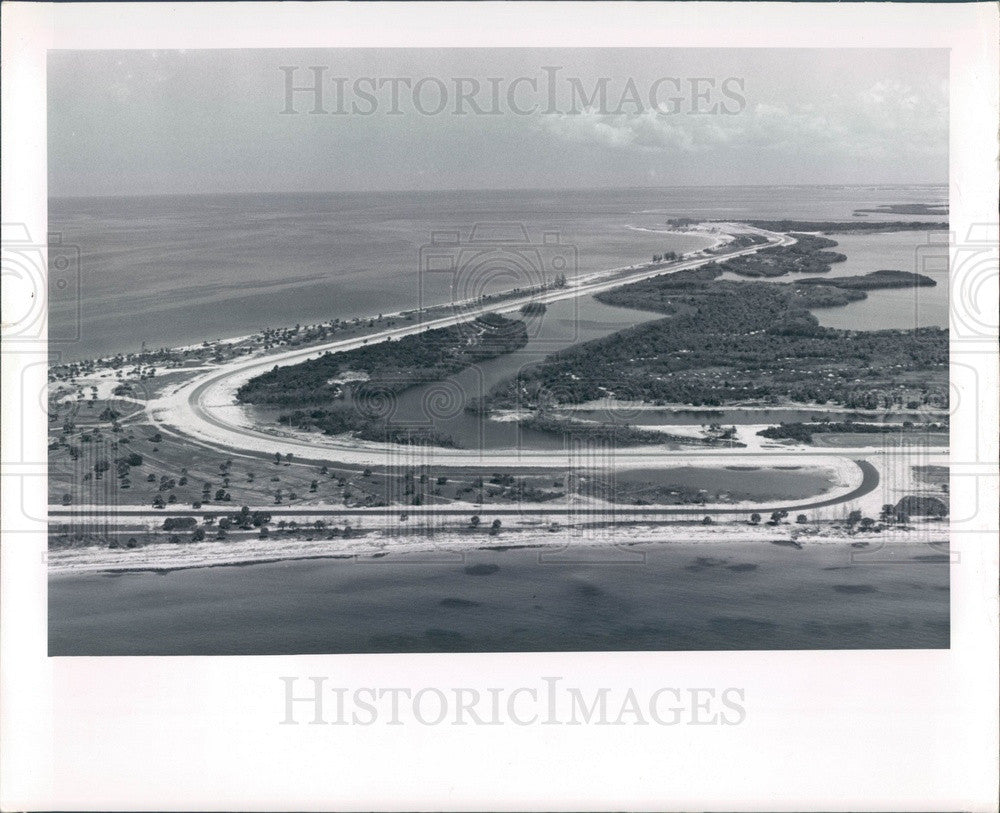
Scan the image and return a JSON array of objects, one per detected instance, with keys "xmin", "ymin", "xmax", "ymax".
[
  {"xmin": 853, "ymin": 203, "xmax": 948, "ymax": 216},
  {"xmin": 742, "ymin": 219, "xmax": 948, "ymax": 234}
]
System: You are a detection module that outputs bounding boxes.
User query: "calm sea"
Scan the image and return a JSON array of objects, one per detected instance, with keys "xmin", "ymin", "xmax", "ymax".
[
  {"xmin": 49, "ymin": 184, "xmax": 947, "ymax": 360},
  {"xmin": 49, "ymin": 540, "xmax": 949, "ymax": 655}
]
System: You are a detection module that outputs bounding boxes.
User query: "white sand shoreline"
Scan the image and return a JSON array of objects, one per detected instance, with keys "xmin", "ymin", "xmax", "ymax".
[
  {"xmin": 48, "ymin": 521, "xmax": 946, "ymax": 575},
  {"xmin": 559, "ymin": 398, "xmax": 949, "ymax": 416}
]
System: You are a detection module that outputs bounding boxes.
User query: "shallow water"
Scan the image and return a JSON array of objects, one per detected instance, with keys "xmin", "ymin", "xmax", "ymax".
[
  {"xmin": 808, "ymin": 230, "xmax": 948, "ymax": 330},
  {"xmin": 48, "ymin": 540, "xmax": 949, "ymax": 655}
]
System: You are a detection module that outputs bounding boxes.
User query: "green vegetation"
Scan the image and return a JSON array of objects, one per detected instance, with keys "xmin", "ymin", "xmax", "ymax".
[
  {"xmin": 520, "ymin": 415, "xmax": 710, "ymax": 446},
  {"xmin": 241, "ymin": 313, "xmax": 532, "ymax": 447},
  {"xmin": 895, "ymin": 495, "xmax": 948, "ymax": 517},
  {"xmin": 714, "ymin": 233, "xmax": 847, "ymax": 277},
  {"xmin": 652, "ymin": 251, "xmax": 681, "ymax": 263},
  {"xmin": 787, "ymin": 269, "xmax": 935, "ymax": 309},
  {"xmin": 912, "ymin": 465, "xmax": 949, "ymax": 487},
  {"xmin": 481, "ymin": 266, "xmax": 947, "ymax": 411},
  {"xmin": 741, "ymin": 220, "xmax": 947, "ymax": 234},
  {"xmin": 237, "ymin": 312, "xmax": 528, "ymax": 408},
  {"xmin": 278, "ymin": 408, "xmax": 460, "ymax": 447},
  {"xmin": 706, "ymin": 233, "xmax": 770, "ymax": 252},
  {"xmin": 796, "ymin": 269, "xmax": 937, "ymax": 290},
  {"xmin": 758, "ymin": 420, "xmax": 947, "ymax": 444},
  {"xmin": 790, "ymin": 285, "xmax": 867, "ymax": 308}
]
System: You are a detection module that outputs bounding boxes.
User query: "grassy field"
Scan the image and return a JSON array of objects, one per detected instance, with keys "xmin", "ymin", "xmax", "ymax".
[
  {"xmin": 48, "ymin": 399, "xmax": 571, "ymax": 509},
  {"xmin": 810, "ymin": 432, "xmax": 949, "ymax": 448}
]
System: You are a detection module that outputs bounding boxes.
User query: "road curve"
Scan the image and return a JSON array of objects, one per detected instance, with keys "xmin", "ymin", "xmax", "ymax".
[
  {"xmin": 150, "ymin": 226, "xmax": 797, "ymax": 470},
  {"xmin": 131, "ymin": 225, "xmax": 894, "ymax": 515},
  {"xmin": 50, "ymin": 461, "xmax": 880, "ymax": 520}
]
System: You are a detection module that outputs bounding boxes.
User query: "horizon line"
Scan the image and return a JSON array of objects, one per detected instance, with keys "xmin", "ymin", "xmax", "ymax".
[{"xmin": 49, "ymin": 181, "xmax": 949, "ymax": 202}]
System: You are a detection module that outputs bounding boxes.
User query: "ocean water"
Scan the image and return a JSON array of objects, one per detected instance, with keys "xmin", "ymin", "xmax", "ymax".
[
  {"xmin": 48, "ymin": 540, "xmax": 949, "ymax": 655},
  {"xmin": 49, "ymin": 184, "xmax": 946, "ymax": 360}
]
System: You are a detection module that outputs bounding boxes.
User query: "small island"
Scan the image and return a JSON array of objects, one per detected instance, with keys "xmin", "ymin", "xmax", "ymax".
[
  {"xmin": 796, "ymin": 269, "xmax": 937, "ymax": 290},
  {"xmin": 741, "ymin": 219, "xmax": 947, "ymax": 234}
]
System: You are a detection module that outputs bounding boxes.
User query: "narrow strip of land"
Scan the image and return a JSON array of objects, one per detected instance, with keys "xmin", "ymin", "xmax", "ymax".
[{"xmin": 149, "ymin": 226, "xmax": 795, "ymax": 468}]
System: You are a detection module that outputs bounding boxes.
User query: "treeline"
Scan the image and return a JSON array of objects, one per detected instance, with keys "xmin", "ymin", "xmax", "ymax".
[
  {"xmin": 521, "ymin": 415, "xmax": 694, "ymax": 446},
  {"xmin": 739, "ymin": 220, "xmax": 947, "ymax": 234},
  {"xmin": 715, "ymin": 233, "xmax": 847, "ymax": 278},
  {"xmin": 652, "ymin": 251, "xmax": 681, "ymax": 262},
  {"xmin": 758, "ymin": 420, "xmax": 947, "ymax": 443},
  {"xmin": 791, "ymin": 285, "xmax": 867, "ymax": 308},
  {"xmin": 237, "ymin": 313, "xmax": 528, "ymax": 407},
  {"xmin": 279, "ymin": 407, "xmax": 459, "ymax": 448},
  {"xmin": 796, "ymin": 269, "xmax": 937, "ymax": 290},
  {"xmin": 708, "ymin": 233, "xmax": 770, "ymax": 252}
]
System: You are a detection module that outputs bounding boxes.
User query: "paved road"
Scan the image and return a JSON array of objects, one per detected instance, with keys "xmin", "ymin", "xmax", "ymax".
[
  {"xmin": 91, "ymin": 228, "xmax": 908, "ymax": 518},
  {"xmin": 150, "ymin": 226, "xmax": 799, "ymax": 470}
]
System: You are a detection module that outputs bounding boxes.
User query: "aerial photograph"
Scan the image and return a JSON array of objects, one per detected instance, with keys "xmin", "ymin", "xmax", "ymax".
[{"xmin": 46, "ymin": 48, "xmax": 950, "ymax": 655}]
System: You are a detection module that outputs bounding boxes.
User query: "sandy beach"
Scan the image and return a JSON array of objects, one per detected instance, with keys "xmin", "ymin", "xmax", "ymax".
[{"xmin": 47, "ymin": 519, "xmax": 947, "ymax": 575}]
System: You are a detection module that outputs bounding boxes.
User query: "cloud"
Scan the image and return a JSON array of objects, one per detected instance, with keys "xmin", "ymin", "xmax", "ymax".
[{"xmin": 539, "ymin": 79, "xmax": 947, "ymax": 162}]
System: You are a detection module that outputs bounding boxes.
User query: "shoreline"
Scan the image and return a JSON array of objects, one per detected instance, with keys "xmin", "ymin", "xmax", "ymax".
[
  {"xmin": 54, "ymin": 224, "xmax": 725, "ymax": 370},
  {"xmin": 121, "ymin": 224, "xmax": 796, "ymax": 469},
  {"xmin": 48, "ymin": 220, "xmax": 947, "ymax": 524},
  {"xmin": 556, "ymin": 399, "xmax": 950, "ymax": 417},
  {"xmin": 47, "ymin": 521, "xmax": 947, "ymax": 576}
]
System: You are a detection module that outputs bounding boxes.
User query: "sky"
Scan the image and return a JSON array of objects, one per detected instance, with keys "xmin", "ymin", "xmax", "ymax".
[{"xmin": 48, "ymin": 48, "xmax": 949, "ymax": 197}]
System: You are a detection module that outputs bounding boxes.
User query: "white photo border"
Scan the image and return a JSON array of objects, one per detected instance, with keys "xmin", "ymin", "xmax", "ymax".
[{"xmin": 1, "ymin": 2, "xmax": 997, "ymax": 810}]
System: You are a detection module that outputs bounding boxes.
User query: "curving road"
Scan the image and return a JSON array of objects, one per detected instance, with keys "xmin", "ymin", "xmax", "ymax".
[
  {"xmin": 150, "ymin": 226, "xmax": 797, "ymax": 468},
  {"xmin": 114, "ymin": 225, "xmax": 927, "ymax": 519}
]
